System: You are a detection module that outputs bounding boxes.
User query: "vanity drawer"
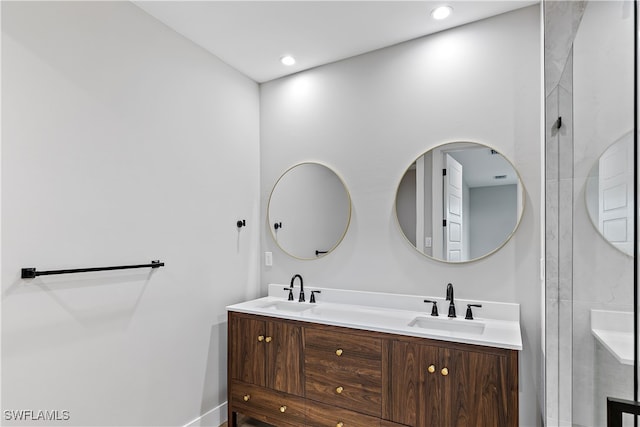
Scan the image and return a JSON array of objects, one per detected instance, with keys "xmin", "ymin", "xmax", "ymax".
[
  {"xmin": 380, "ymin": 421, "xmax": 410, "ymax": 427},
  {"xmin": 305, "ymin": 328, "xmax": 382, "ymax": 360},
  {"xmin": 304, "ymin": 327, "xmax": 382, "ymax": 416},
  {"xmin": 305, "ymin": 365, "xmax": 381, "ymax": 416},
  {"xmin": 306, "ymin": 399, "xmax": 382, "ymax": 427},
  {"xmin": 230, "ymin": 380, "xmax": 305, "ymax": 427}
]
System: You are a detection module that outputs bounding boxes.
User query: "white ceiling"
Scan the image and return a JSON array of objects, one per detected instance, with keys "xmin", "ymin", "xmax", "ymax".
[{"xmin": 133, "ymin": 1, "xmax": 538, "ymax": 83}]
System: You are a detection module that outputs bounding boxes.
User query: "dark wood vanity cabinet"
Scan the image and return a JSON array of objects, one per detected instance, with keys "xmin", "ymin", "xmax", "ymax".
[
  {"xmin": 387, "ymin": 339, "xmax": 518, "ymax": 427},
  {"xmin": 228, "ymin": 311, "xmax": 518, "ymax": 427}
]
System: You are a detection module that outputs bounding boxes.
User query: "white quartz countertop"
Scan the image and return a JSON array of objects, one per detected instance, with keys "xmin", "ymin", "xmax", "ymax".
[
  {"xmin": 227, "ymin": 284, "xmax": 522, "ymax": 351},
  {"xmin": 591, "ymin": 309, "xmax": 633, "ymax": 366}
]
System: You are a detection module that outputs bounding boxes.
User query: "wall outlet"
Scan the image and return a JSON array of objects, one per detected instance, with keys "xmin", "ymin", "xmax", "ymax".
[{"xmin": 265, "ymin": 252, "xmax": 273, "ymax": 266}]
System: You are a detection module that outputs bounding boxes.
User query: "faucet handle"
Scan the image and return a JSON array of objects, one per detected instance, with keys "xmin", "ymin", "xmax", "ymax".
[
  {"xmin": 283, "ymin": 287, "xmax": 294, "ymax": 301},
  {"xmin": 310, "ymin": 290, "xmax": 321, "ymax": 303},
  {"xmin": 465, "ymin": 304, "xmax": 482, "ymax": 320},
  {"xmin": 423, "ymin": 300, "xmax": 439, "ymax": 316}
]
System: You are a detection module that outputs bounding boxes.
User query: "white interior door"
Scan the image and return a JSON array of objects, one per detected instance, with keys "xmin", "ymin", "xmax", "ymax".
[
  {"xmin": 444, "ymin": 153, "xmax": 464, "ymax": 261},
  {"xmin": 598, "ymin": 135, "xmax": 634, "ymax": 254}
]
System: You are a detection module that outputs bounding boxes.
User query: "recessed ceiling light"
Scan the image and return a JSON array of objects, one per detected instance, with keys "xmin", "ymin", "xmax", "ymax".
[
  {"xmin": 280, "ymin": 55, "xmax": 296, "ymax": 66},
  {"xmin": 431, "ymin": 5, "xmax": 452, "ymax": 20}
]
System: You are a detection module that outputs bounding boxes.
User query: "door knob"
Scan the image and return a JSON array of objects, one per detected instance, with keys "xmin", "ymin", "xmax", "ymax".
[
  {"xmin": 336, "ymin": 386, "xmax": 344, "ymax": 394},
  {"xmin": 441, "ymin": 367, "xmax": 449, "ymax": 376},
  {"xmin": 257, "ymin": 335, "xmax": 264, "ymax": 342},
  {"xmin": 243, "ymin": 394, "xmax": 250, "ymax": 402},
  {"xmin": 335, "ymin": 349, "xmax": 343, "ymax": 356},
  {"xmin": 427, "ymin": 364, "xmax": 436, "ymax": 374},
  {"xmin": 279, "ymin": 405, "xmax": 287, "ymax": 413},
  {"xmin": 265, "ymin": 336, "xmax": 272, "ymax": 343}
]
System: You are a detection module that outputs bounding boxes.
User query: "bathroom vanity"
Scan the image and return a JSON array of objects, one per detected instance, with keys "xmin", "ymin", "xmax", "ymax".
[{"xmin": 227, "ymin": 285, "xmax": 521, "ymax": 427}]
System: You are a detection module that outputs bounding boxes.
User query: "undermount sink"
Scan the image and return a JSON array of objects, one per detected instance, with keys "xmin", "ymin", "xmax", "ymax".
[
  {"xmin": 408, "ymin": 316, "xmax": 486, "ymax": 335},
  {"xmin": 261, "ymin": 301, "xmax": 313, "ymax": 313},
  {"xmin": 308, "ymin": 304, "xmax": 407, "ymax": 324}
]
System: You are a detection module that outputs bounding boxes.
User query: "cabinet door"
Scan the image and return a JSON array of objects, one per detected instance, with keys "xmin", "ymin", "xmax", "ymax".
[
  {"xmin": 230, "ymin": 315, "xmax": 266, "ymax": 387},
  {"xmin": 446, "ymin": 348, "xmax": 510, "ymax": 427},
  {"xmin": 420, "ymin": 345, "xmax": 510, "ymax": 427},
  {"xmin": 418, "ymin": 345, "xmax": 448, "ymax": 427},
  {"xmin": 387, "ymin": 341, "xmax": 420, "ymax": 426},
  {"xmin": 390, "ymin": 340, "xmax": 516, "ymax": 427},
  {"xmin": 266, "ymin": 320, "xmax": 304, "ymax": 396}
]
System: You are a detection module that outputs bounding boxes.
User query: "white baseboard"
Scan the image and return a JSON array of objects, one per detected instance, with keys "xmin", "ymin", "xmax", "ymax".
[{"xmin": 183, "ymin": 402, "xmax": 227, "ymax": 427}]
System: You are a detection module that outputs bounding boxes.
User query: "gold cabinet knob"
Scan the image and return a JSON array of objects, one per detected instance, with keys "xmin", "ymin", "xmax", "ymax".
[
  {"xmin": 243, "ymin": 394, "xmax": 250, "ymax": 402},
  {"xmin": 257, "ymin": 335, "xmax": 264, "ymax": 342},
  {"xmin": 335, "ymin": 386, "xmax": 344, "ymax": 394},
  {"xmin": 337, "ymin": 423, "xmax": 344, "ymax": 427},
  {"xmin": 279, "ymin": 405, "xmax": 287, "ymax": 413},
  {"xmin": 335, "ymin": 349, "xmax": 343, "ymax": 356},
  {"xmin": 265, "ymin": 336, "xmax": 272, "ymax": 343},
  {"xmin": 427, "ymin": 364, "xmax": 436, "ymax": 374},
  {"xmin": 441, "ymin": 367, "xmax": 449, "ymax": 376}
]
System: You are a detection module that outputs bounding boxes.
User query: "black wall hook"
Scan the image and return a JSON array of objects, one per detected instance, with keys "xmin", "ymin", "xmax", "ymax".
[
  {"xmin": 237, "ymin": 220, "xmax": 246, "ymax": 228},
  {"xmin": 274, "ymin": 222, "xmax": 282, "ymax": 230}
]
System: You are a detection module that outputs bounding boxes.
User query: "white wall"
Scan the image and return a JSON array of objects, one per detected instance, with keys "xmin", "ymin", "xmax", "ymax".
[
  {"xmin": 2, "ymin": 2, "xmax": 260, "ymax": 426},
  {"xmin": 260, "ymin": 5, "xmax": 541, "ymax": 425}
]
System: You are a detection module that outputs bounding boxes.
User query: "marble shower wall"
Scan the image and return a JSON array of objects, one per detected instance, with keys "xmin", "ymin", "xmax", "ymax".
[
  {"xmin": 545, "ymin": 48, "xmax": 575, "ymax": 427},
  {"xmin": 544, "ymin": 3, "xmax": 585, "ymax": 424}
]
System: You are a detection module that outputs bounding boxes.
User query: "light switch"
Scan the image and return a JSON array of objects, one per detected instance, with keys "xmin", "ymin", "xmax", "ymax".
[
  {"xmin": 425, "ymin": 237, "xmax": 432, "ymax": 248},
  {"xmin": 265, "ymin": 252, "xmax": 273, "ymax": 266}
]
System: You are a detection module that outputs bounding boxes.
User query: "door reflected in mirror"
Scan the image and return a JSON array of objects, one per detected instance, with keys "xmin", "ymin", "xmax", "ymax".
[
  {"xmin": 395, "ymin": 142, "xmax": 525, "ymax": 263},
  {"xmin": 268, "ymin": 162, "xmax": 351, "ymax": 260},
  {"xmin": 585, "ymin": 131, "xmax": 634, "ymax": 257}
]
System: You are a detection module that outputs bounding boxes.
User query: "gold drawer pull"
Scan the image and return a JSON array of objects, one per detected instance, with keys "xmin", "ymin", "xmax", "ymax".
[
  {"xmin": 279, "ymin": 405, "xmax": 287, "ymax": 413},
  {"xmin": 257, "ymin": 335, "xmax": 264, "ymax": 342},
  {"xmin": 427, "ymin": 364, "xmax": 436, "ymax": 374},
  {"xmin": 335, "ymin": 386, "xmax": 344, "ymax": 394},
  {"xmin": 337, "ymin": 423, "xmax": 344, "ymax": 427},
  {"xmin": 441, "ymin": 367, "xmax": 449, "ymax": 376},
  {"xmin": 335, "ymin": 349, "xmax": 343, "ymax": 356},
  {"xmin": 265, "ymin": 336, "xmax": 272, "ymax": 343},
  {"xmin": 243, "ymin": 394, "xmax": 250, "ymax": 402}
]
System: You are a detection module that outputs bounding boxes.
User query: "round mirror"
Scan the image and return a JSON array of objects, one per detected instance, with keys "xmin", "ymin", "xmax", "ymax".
[
  {"xmin": 395, "ymin": 142, "xmax": 525, "ymax": 263},
  {"xmin": 585, "ymin": 131, "xmax": 634, "ymax": 257},
  {"xmin": 268, "ymin": 162, "xmax": 351, "ymax": 259}
]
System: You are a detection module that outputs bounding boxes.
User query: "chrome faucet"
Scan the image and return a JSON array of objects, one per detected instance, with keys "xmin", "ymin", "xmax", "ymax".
[
  {"xmin": 446, "ymin": 283, "xmax": 456, "ymax": 318},
  {"xmin": 291, "ymin": 274, "xmax": 305, "ymax": 302}
]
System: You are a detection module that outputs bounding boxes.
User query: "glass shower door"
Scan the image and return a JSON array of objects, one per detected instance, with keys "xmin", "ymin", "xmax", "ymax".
[{"xmin": 544, "ymin": 1, "xmax": 636, "ymax": 426}]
